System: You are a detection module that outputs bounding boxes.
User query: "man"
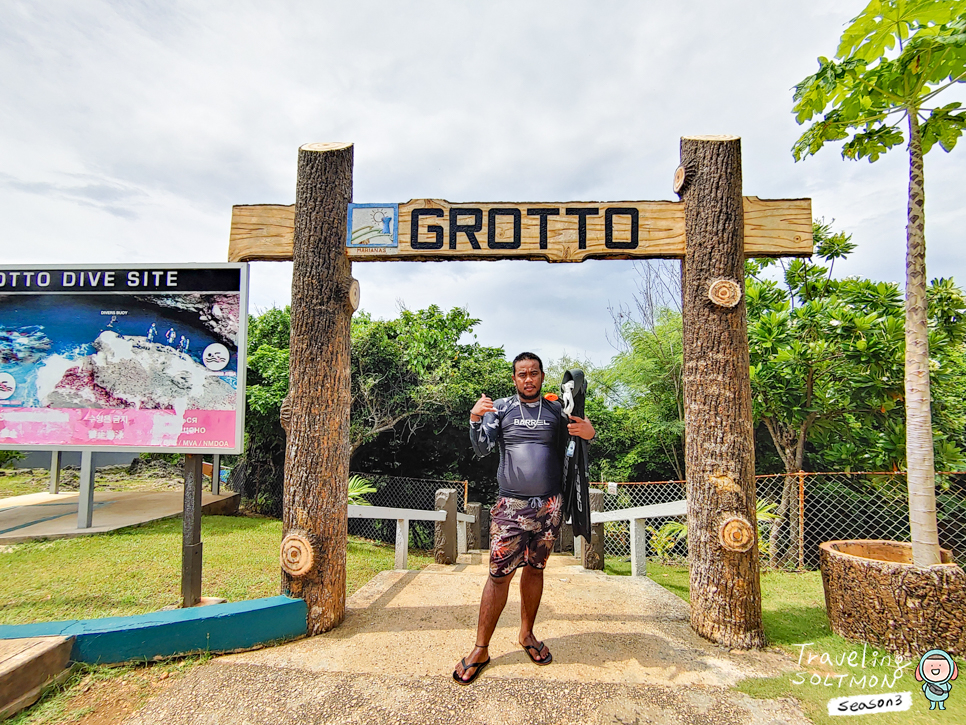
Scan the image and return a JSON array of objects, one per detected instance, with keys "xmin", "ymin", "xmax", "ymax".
[{"xmin": 453, "ymin": 352, "xmax": 595, "ymax": 685}]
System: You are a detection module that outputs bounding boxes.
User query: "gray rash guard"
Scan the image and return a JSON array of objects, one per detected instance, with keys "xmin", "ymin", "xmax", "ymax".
[{"xmin": 469, "ymin": 395, "xmax": 567, "ymax": 499}]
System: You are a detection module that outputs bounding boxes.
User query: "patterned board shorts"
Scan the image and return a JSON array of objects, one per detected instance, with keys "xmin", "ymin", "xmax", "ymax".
[{"xmin": 488, "ymin": 494, "xmax": 564, "ymax": 578}]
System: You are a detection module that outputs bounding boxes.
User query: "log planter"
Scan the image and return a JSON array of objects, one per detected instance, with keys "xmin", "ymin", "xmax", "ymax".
[{"xmin": 819, "ymin": 540, "xmax": 966, "ymax": 658}]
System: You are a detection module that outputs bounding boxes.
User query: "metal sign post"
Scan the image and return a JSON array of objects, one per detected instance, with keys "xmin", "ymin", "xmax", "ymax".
[{"xmin": 181, "ymin": 453, "xmax": 204, "ymax": 607}]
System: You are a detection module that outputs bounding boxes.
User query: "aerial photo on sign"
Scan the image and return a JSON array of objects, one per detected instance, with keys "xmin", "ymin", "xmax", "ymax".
[{"xmin": 0, "ymin": 265, "xmax": 248, "ymax": 453}]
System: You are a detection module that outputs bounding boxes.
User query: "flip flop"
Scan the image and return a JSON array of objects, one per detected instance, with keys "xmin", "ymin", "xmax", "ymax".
[
  {"xmin": 452, "ymin": 657, "xmax": 490, "ymax": 685},
  {"xmin": 522, "ymin": 641, "xmax": 552, "ymax": 665}
]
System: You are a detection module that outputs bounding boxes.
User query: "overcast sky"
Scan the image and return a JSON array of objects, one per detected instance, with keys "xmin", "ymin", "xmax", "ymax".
[{"xmin": 2, "ymin": 1, "xmax": 964, "ymax": 370}]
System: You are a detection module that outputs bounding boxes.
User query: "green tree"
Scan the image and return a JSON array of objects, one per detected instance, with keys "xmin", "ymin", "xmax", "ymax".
[
  {"xmin": 748, "ymin": 223, "xmax": 904, "ymax": 476},
  {"xmin": 239, "ymin": 304, "xmax": 512, "ymax": 513},
  {"xmin": 592, "ymin": 262, "xmax": 688, "ymax": 483},
  {"xmin": 792, "ymin": 0, "xmax": 966, "ymax": 565},
  {"xmin": 599, "ymin": 311, "xmax": 685, "ymax": 481},
  {"xmin": 544, "ymin": 355, "xmax": 645, "ymax": 484},
  {"xmin": 241, "ymin": 307, "xmax": 293, "ymax": 513},
  {"xmin": 749, "ymin": 224, "xmax": 904, "ymax": 564},
  {"xmin": 350, "ymin": 305, "xmax": 495, "ymax": 456},
  {"xmin": 748, "ymin": 222, "xmax": 966, "ymax": 564},
  {"xmin": 349, "ymin": 304, "xmax": 513, "ymax": 501}
]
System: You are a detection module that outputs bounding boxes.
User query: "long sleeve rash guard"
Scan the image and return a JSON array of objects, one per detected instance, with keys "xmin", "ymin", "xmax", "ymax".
[{"xmin": 469, "ymin": 395, "xmax": 568, "ymax": 499}]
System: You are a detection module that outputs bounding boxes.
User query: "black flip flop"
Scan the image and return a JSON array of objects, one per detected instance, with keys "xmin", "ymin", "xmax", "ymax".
[
  {"xmin": 452, "ymin": 657, "xmax": 490, "ymax": 685},
  {"xmin": 522, "ymin": 642, "xmax": 552, "ymax": 665}
]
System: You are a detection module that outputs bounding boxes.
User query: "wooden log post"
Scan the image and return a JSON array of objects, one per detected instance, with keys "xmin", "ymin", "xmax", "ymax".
[
  {"xmin": 556, "ymin": 520, "xmax": 574, "ymax": 555},
  {"xmin": 679, "ymin": 135, "xmax": 765, "ymax": 649},
  {"xmin": 282, "ymin": 142, "xmax": 354, "ymax": 634},
  {"xmin": 582, "ymin": 489, "xmax": 605, "ymax": 570}
]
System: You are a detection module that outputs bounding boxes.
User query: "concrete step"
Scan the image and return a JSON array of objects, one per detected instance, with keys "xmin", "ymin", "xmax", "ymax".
[{"xmin": 0, "ymin": 636, "xmax": 73, "ymax": 721}]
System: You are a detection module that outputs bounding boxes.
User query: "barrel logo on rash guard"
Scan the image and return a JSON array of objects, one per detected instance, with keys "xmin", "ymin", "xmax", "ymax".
[{"xmin": 513, "ymin": 418, "xmax": 551, "ymax": 429}]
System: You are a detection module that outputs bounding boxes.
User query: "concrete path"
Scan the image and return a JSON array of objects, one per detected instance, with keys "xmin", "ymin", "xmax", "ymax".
[
  {"xmin": 126, "ymin": 555, "xmax": 810, "ymax": 725},
  {"xmin": 0, "ymin": 490, "xmax": 239, "ymax": 543}
]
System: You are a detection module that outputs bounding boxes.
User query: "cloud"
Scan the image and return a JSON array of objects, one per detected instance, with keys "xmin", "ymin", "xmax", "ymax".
[
  {"xmin": 0, "ymin": 172, "xmax": 146, "ymax": 218},
  {"xmin": 1, "ymin": 0, "xmax": 964, "ymax": 368}
]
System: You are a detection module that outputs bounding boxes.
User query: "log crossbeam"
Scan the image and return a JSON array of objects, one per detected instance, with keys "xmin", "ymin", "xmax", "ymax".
[{"xmin": 227, "ymin": 197, "xmax": 812, "ymax": 263}]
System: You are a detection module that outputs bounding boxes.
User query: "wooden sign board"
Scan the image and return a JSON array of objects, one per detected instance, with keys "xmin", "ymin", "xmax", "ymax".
[{"xmin": 228, "ymin": 197, "xmax": 812, "ymax": 263}]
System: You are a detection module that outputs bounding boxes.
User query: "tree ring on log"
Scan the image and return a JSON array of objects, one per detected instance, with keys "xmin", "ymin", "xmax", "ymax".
[
  {"xmin": 279, "ymin": 394, "xmax": 292, "ymax": 433},
  {"xmin": 719, "ymin": 516, "xmax": 755, "ymax": 552},
  {"xmin": 300, "ymin": 141, "xmax": 353, "ymax": 152},
  {"xmin": 348, "ymin": 278, "xmax": 361, "ymax": 312},
  {"xmin": 673, "ymin": 165, "xmax": 687, "ymax": 194},
  {"xmin": 708, "ymin": 278, "xmax": 742, "ymax": 308},
  {"xmin": 709, "ymin": 473, "xmax": 740, "ymax": 493},
  {"xmin": 681, "ymin": 134, "xmax": 741, "ymax": 142},
  {"xmin": 280, "ymin": 531, "xmax": 317, "ymax": 577}
]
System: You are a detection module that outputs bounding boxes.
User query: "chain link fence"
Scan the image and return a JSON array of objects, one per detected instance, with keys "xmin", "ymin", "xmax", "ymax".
[
  {"xmin": 591, "ymin": 480, "xmax": 687, "ymax": 564},
  {"xmin": 596, "ymin": 472, "xmax": 966, "ymax": 570},
  {"xmin": 226, "ymin": 465, "xmax": 467, "ymax": 551},
  {"xmin": 225, "ymin": 462, "xmax": 467, "ymax": 533},
  {"xmin": 348, "ymin": 471, "xmax": 467, "ymax": 550},
  {"xmin": 226, "ymin": 465, "xmax": 966, "ymax": 571}
]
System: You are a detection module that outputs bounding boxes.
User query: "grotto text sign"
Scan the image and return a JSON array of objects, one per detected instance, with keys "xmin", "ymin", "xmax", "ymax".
[{"xmin": 228, "ymin": 197, "xmax": 813, "ymax": 263}]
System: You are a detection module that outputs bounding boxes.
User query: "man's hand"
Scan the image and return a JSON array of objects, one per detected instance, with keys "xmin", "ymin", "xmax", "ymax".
[
  {"xmin": 470, "ymin": 395, "xmax": 496, "ymax": 423},
  {"xmin": 567, "ymin": 415, "xmax": 595, "ymax": 440}
]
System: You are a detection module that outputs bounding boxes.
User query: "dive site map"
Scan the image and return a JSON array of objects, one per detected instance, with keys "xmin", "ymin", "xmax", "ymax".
[{"xmin": 0, "ymin": 265, "xmax": 248, "ymax": 453}]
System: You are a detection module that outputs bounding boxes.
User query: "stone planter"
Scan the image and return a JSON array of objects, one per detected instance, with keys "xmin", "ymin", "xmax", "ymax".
[{"xmin": 819, "ymin": 540, "xmax": 966, "ymax": 657}]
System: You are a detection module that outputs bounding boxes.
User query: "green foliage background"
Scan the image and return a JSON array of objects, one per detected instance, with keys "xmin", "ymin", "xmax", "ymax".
[{"xmin": 239, "ymin": 231, "xmax": 966, "ymax": 519}]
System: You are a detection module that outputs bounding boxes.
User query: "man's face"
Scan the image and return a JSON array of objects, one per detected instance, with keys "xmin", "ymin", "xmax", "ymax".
[{"xmin": 513, "ymin": 359, "xmax": 544, "ymax": 402}]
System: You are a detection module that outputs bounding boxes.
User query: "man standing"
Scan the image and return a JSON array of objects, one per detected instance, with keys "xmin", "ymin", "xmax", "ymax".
[{"xmin": 453, "ymin": 352, "xmax": 595, "ymax": 685}]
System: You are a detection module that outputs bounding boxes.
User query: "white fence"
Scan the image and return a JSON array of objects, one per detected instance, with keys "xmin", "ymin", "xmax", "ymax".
[
  {"xmin": 348, "ymin": 504, "xmax": 475, "ymax": 569},
  {"xmin": 590, "ymin": 500, "xmax": 687, "ymax": 576}
]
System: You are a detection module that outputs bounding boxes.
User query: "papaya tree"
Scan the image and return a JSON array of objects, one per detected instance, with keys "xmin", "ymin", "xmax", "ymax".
[{"xmin": 791, "ymin": 0, "xmax": 966, "ymax": 565}]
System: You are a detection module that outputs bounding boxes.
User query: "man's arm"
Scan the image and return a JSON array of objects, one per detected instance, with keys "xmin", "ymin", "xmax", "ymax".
[
  {"xmin": 469, "ymin": 394, "xmax": 499, "ymax": 457},
  {"xmin": 567, "ymin": 415, "xmax": 595, "ymax": 441}
]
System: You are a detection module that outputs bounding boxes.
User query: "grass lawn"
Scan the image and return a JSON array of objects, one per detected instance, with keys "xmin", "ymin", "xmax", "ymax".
[
  {"xmin": 0, "ymin": 466, "xmax": 186, "ymax": 499},
  {"xmin": 614, "ymin": 560, "xmax": 963, "ymax": 725},
  {"xmin": 0, "ymin": 470, "xmax": 59, "ymax": 498},
  {"xmin": 0, "ymin": 515, "xmax": 434, "ymax": 625},
  {"xmin": 2, "ymin": 514, "xmax": 435, "ymax": 724}
]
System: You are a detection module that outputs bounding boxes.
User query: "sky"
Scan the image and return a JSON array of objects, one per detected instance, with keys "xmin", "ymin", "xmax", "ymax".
[{"xmin": 2, "ymin": 0, "xmax": 964, "ymax": 371}]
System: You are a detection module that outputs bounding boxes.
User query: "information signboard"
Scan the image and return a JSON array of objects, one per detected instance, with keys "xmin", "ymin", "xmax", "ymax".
[{"xmin": 0, "ymin": 264, "xmax": 248, "ymax": 453}]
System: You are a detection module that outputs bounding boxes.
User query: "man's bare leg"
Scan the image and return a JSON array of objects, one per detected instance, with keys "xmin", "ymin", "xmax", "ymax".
[
  {"xmin": 454, "ymin": 571, "xmax": 516, "ymax": 681},
  {"xmin": 518, "ymin": 564, "xmax": 550, "ymax": 661}
]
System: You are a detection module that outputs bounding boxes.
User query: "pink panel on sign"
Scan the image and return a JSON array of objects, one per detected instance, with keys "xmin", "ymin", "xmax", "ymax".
[{"xmin": 0, "ymin": 408, "xmax": 236, "ymax": 449}]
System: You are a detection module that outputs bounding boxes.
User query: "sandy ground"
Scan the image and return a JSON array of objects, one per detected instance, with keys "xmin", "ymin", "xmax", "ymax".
[{"xmin": 124, "ymin": 555, "xmax": 810, "ymax": 725}]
